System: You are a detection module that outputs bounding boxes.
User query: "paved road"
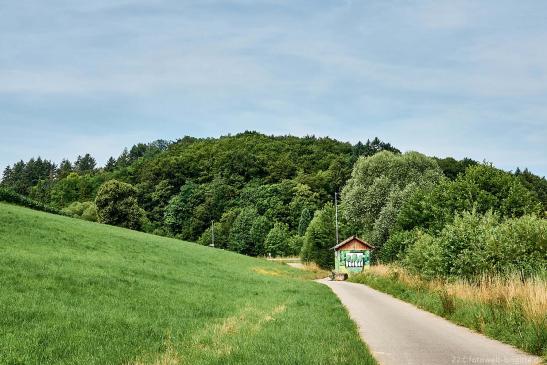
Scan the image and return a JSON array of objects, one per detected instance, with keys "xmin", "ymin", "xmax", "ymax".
[{"xmin": 319, "ymin": 279, "xmax": 541, "ymax": 365}]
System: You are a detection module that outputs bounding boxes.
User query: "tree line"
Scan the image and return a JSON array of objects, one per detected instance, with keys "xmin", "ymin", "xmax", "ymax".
[
  {"xmin": 2, "ymin": 131, "xmax": 546, "ymax": 276},
  {"xmin": 1, "ymin": 132, "xmax": 397, "ymax": 255},
  {"xmin": 305, "ymin": 151, "xmax": 546, "ymax": 277}
]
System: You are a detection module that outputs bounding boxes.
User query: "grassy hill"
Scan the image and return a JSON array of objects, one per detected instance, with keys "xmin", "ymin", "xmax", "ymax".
[{"xmin": 0, "ymin": 203, "xmax": 375, "ymax": 365}]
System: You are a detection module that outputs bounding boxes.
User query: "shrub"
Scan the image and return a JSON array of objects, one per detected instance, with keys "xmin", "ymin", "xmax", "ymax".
[
  {"xmin": 95, "ymin": 180, "xmax": 147, "ymax": 230},
  {"xmin": 438, "ymin": 289, "xmax": 455, "ymax": 315},
  {"xmin": 62, "ymin": 201, "xmax": 97, "ymax": 222},
  {"xmin": 380, "ymin": 230, "xmax": 418, "ymax": 263},
  {"xmin": 488, "ymin": 215, "xmax": 546, "ymax": 277},
  {"xmin": 0, "ymin": 187, "xmax": 65, "ymax": 215},
  {"xmin": 402, "ymin": 233, "xmax": 444, "ymax": 279},
  {"xmin": 197, "ymin": 227, "xmax": 214, "ymax": 247},
  {"xmin": 62, "ymin": 201, "xmax": 87, "ymax": 216},
  {"xmin": 81, "ymin": 203, "xmax": 98, "ymax": 222},
  {"xmin": 401, "ymin": 211, "xmax": 546, "ymax": 279},
  {"xmin": 438, "ymin": 211, "xmax": 499, "ymax": 279}
]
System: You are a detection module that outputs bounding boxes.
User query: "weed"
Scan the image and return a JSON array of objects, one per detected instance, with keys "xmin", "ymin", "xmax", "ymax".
[{"xmin": 350, "ymin": 264, "xmax": 547, "ymax": 358}]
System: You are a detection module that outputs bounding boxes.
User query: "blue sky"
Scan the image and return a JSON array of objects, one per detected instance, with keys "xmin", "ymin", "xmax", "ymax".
[{"xmin": 1, "ymin": 0, "xmax": 546, "ymax": 176}]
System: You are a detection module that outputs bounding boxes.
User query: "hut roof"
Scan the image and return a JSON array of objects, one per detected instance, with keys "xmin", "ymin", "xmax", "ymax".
[{"xmin": 331, "ymin": 236, "xmax": 375, "ymax": 250}]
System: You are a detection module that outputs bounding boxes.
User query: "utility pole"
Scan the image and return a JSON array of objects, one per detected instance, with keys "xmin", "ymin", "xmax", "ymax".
[
  {"xmin": 211, "ymin": 220, "xmax": 215, "ymax": 247},
  {"xmin": 335, "ymin": 192, "xmax": 339, "ymax": 244}
]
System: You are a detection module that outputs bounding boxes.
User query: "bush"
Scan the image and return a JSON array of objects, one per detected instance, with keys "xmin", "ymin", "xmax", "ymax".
[
  {"xmin": 380, "ymin": 230, "xmax": 418, "ymax": 263},
  {"xmin": 438, "ymin": 211, "xmax": 499, "ymax": 279},
  {"xmin": 95, "ymin": 180, "xmax": 147, "ymax": 230},
  {"xmin": 402, "ymin": 233, "xmax": 444, "ymax": 279},
  {"xmin": 197, "ymin": 227, "xmax": 214, "ymax": 246},
  {"xmin": 62, "ymin": 201, "xmax": 97, "ymax": 222},
  {"xmin": 401, "ymin": 211, "xmax": 546, "ymax": 279},
  {"xmin": 487, "ymin": 215, "xmax": 546, "ymax": 277},
  {"xmin": 0, "ymin": 187, "xmax": 65, "ymax": 215},
  {"xmin": 81, "ymin": 203, "xmax": 98, "ymax": 222}
]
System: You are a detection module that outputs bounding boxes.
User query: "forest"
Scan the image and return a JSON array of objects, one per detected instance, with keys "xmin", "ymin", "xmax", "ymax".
[{"xmin": 1, "ymin": 131, "xmax": 546, "ymax": 277}]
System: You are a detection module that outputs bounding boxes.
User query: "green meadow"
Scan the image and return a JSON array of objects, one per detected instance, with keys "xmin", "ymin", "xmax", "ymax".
[{"xmin": 0, "ymin": 203, "xmax": 375, "ymax": 365}]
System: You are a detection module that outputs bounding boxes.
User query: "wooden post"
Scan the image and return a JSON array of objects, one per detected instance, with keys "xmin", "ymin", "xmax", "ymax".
[
  {"xmin": 335, "ymin": 192, "xmax": 339, "ymax": 245},
  {"xmin": 211, "ymin": 220, "xmax": 215, "ymax": 247}
]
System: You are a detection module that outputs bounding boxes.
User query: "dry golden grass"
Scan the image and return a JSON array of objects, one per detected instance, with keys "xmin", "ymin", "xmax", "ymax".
[
  {"xmin": 446, "ymin": 276, "xmax": 547, "ymax": 322},
  {"xmin": 299, "ymin": 262, "xmax": 330, "ymax": 279},
  {"xmin": 368, "ymin": 264, "xmax": 547, "ymax": 323}
]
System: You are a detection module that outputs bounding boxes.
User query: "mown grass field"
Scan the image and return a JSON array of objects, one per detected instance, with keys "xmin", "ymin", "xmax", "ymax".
[
  {"xmin": 0, "ymin": 203, "xmax": 376, "ymax": 365},
  {"xmin": 350, "ymin": 265, "xmax": 546, "ymax": 359}
]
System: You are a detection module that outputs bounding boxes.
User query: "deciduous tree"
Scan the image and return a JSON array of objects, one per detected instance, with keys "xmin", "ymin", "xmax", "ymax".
[{"xmin": 95, "ymin": 179, "xmax": 146, "ymax": 230}]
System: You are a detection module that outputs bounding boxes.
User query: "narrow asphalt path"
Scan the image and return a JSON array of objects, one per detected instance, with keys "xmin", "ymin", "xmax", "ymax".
[{"xmin": 319, "ymin": 279, "xmax": 541, "ymax": 365}]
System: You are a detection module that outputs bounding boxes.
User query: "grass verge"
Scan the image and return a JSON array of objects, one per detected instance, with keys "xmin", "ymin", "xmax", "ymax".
[
  {"xmin": 350, "ymin": 265, "xmax": 546, "ymax": 359},
  {"xmin": 0, "ymin": 203, "xmax": 376, "ymax": 365}
]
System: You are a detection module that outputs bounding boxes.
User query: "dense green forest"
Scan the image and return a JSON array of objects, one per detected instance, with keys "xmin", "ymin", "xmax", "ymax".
[
  {"xmin": 2, "ymin": 131, "xmax": 546, "ymax": 274},
  {"xmin": 337, "ymin": 152, "xmax": 546, "ymax": 278},
  {"xmin": 1, "ymin": 133, "xmax": 396, "ymax": 254}
]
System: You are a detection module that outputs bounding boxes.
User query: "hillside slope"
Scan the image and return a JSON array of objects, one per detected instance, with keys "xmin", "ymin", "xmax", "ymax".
[{"xmin": 0, "ymin": 203, "xmax": 375, "ymax": 365}]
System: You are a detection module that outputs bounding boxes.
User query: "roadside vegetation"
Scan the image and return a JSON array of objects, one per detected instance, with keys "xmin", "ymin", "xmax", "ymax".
[
  {"xmin": 350, "ymin": 265, "xmax": 546, "ymax": 358},
  {"xmin": 335, "ymin": 151, "xmax": 546, "ymax": 358},
  {"xmin": 0, "ymin": 203, "xmax": 376, "ymax": 365}
]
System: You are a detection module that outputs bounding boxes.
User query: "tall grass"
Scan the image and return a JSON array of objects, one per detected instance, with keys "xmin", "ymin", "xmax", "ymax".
[
  {"xmin": 295, "ymin": 262, "xmax": 330, "ymax": 279},
  {"xmin": 351, "ymin": 265, "xmax": 547, "ymax": 358}
]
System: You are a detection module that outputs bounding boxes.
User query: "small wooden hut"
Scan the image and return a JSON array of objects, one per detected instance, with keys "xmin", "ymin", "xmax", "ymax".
[{"xmin": 332, "ymin": 236, "xmax": 374, "ymax": 280}]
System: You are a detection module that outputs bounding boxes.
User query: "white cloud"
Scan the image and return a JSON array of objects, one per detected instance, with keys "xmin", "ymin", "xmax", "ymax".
[{"xmin": 0, "ymin": 0, "xmax": 546, "ymax": 176}]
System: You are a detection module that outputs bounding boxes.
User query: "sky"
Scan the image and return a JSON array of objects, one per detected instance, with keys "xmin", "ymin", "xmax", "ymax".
[{"xmin": 1, "ymin": 0, "xmax": 546, "ymax": 176}]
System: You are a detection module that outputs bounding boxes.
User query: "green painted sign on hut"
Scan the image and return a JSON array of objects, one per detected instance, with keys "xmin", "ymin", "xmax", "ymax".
[{"xmin": 332, "ymin": 236, "xmax": 374, "ymax": 280}]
